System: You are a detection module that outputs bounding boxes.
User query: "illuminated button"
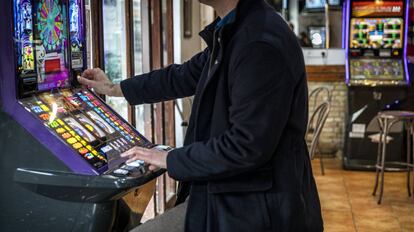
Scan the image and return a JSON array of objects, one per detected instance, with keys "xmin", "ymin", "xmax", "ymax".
[
  {"xmin": 69, "ymin": 130, "xmax": 76, "ymax": 136},
  {"xmin": 92, "ymin": 150, "xmax": 99, "ymax": 156},
  {"xmin": 80, "ymin": 140, "xmax": 88, "ymax": 146},
  {"xmin": 87, "ymin": 102, "xmax": 94, "ymax": 108},
  {"xmin": 56, "ymin": 128, "xmax": 66, "ymax": 134},
  {"xmin": 104, "ymin": 113, "xmax": 109, "ymax": 117},
  {"xmin": 31, "ymin": 106, "xmax": 43, "ymax": 113},
  {"xmin": 64, "ymin": 126, "xmax": 71, "ymax": 131},
  {"xmin": 85, "ymin": 124, "xmax": 93, "ymax": 131},
  {"xmin": 101, "ymin": 145, "xmax": 113, "ymax": 153},
  {"xmin": 62, "ymin": 132, "xmax": 71, "ymax": 139},
  {"xmin": 127, "ymin": 160, "xmax": 144, "ymax": 167},
  {"xmin": 113, "ymin": 169, "xmax": 129, "ymax": 176},
  {"xmin": 86, "ymin": 145, "xmax": 93, "ymax": 151},
  {"xmin": 49, "ymin": 121, "xmax": 60, "ymax": 128},
  {"xmin": 121, "ymin": 165, "xmax": 138, "ymax": 171},
  {"xmin": 72, "ymin": 142, "xmax": 83, "ymax": 149},
  {"xmin": 84, "ymin": 153, "xmax": 94, "ymax": 160},
  {"xmin": 39, "ymin": 104, "xmax": 50, "ymax": 111},
  {"xmin": 78, "ymin": 148, "xmax": 88, "ymax": 155},
  {"xmin": 67, "ymin": 137, "xmax": 77, "ymax": 144},
  {"xmin": 75, "ymin": 135, "xmax": 81, "ymax": 141},
  {"xmin": 39, "ymin": 114, "xmax": 50, "ymax": 121},
  {"xmin": 114, "ymin": 122, "xmax": 119, "ymax": 126},
  {"xmin": 57, "ymin": 119, "xmax": 65, "ymax": 126}
]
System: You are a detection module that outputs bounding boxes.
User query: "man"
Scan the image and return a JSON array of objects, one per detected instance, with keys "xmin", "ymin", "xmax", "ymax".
[{"xmin": 78, "ymin": 0, "xmax": 324, "ymax": 231}]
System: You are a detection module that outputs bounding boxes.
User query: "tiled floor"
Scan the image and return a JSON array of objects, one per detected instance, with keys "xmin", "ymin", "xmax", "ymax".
[{"xmin": 312, "ymin": 158, "xmax": 414, "ymax": 232}]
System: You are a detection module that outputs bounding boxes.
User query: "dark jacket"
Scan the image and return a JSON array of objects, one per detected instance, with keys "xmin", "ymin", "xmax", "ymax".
[{"xmin": 121, "ymin": 0, "xmax": 323, "ymax": 231}]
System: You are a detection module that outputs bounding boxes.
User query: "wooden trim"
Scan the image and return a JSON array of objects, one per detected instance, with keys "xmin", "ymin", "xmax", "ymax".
[
  {"xmin": 90, "ymin": 0, "xmax": 105, "ymax": 100},
  {"xmin": 306, "ymin": 65, "xmax": 345, "ymax": 82},
  {"xmin": 90, "ymin": 0, "xmax": 104, "ymax": 69},
  {"xmin": 125, "ymin": 0, "xmax": 136, "ymax": 125},
  {"xmin": 149, "ymin": 0, "xmax": 166, "ymax": 215}
]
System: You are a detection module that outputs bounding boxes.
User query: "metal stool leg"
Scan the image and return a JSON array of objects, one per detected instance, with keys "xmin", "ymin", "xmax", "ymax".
[
  {"xmin": 373, "ymin": 135, "xmax": 382, "ymax": 196},
  {"xmin": 406, "ymin": 122, "xmax": 412, "ymax": 197},
  {"xmin": 373, "ymin": 118, "xmax": 384, "ymax": 196},
  {"xmin": 411, "ymin": 123, "xmax": 414, "ymax": 197},
  {"xmin": 378, "ymin": 120, "xmax": 389, "ymax": 204}
]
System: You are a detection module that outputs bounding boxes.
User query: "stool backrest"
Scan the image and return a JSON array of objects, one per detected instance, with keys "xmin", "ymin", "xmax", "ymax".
[
  {"xmin": 309, "ymin": 87, "xmax": 332, "ymax": 114},
  {"xmin": 307, "ymin": 101, "xmax": 331, "ymax": 159}
]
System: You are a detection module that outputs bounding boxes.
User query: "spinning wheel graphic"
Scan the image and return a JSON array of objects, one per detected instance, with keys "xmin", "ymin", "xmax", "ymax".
[{"xmin": 37, "ymin": 0, "xmax": 63, "ymax": 51}]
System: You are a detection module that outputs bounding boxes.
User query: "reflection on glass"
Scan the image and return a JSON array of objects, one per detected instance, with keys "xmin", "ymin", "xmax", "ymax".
[
  {"xmin": 103, "ymin": 0, "xmax": 128, "ymax": 120},
  {"xmin": 133, "ymin": 0, "xmax": 152, "ymax": 139}
]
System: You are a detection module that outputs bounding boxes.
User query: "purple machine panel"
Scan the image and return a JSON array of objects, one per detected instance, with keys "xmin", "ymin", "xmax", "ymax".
[{"xmin": 0, "ymin": 0, "xmax": 151, "ymax": 175}]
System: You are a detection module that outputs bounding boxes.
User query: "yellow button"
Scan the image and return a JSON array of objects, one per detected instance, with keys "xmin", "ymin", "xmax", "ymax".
[
  {"xmin": 40, "ymin": 104, "xmax": 49, "ymax": 111},
  {"xmin": 81, "ymin": 140, "xmax": 88, "ymax": 146},
  {"xmin": 86, "ymin": 145, "xmax": 93, "ymax": 151},
  {"xmin": 57, "ymin": 119, "xmax": 65, "ymax": 126},
  {"xmin": 56, "ymin": 128, "xmax": 66, "ymax": 134},
  {"xmin": 67, "ymin": 138, "xmax": 77, "ymax": 144},
  {"xmin": 72, "ymin": 143, "xmax": 83, "ymax": 149},
  {"xmin": 69, "ymin": 131, "xmax": 76, "ymax": 136}
]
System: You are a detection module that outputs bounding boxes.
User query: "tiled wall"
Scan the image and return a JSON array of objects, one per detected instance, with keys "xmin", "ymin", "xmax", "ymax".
[{"xmin": 308, "ymin": 81, "xmax": 348, "ymax": 157}]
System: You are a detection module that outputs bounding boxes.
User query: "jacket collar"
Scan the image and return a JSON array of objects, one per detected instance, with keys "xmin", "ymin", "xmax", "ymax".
[{"xmin": 199, "ymin": 0, "xmax": 263, "ymax": 48}]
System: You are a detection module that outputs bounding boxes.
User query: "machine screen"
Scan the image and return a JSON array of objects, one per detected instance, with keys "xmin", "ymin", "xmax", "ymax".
[
  {"xmin": 14, "ymin": 0, "xmax": 85, "ymax": 96},
  {"xmin": 19, "ymin": 88, "xmax": 151, "ymax": 172},
  {"xmin": 349, "ymin": 58, "xmax": 405, "ymax": 85},
  {"xmin": 350, "ymin": 18, "xmax": 404, "ymax": 50}
]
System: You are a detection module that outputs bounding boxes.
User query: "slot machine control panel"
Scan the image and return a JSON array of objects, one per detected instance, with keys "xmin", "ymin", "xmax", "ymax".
[{"xmin": 19, "ymin": 88, "xmax": 168, "ymax": 176}]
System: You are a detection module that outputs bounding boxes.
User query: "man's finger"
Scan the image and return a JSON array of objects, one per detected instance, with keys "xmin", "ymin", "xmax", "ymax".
[
  {"xmin": 121, "ymin": 147, "xmax": 141, "ymax": 157},
  {"xmin": 77, "ymin": 76, "xmax": 95, "ymax": 86},
  {"xmin": 81, "ymin": 69, "xmax": 95, "ymax": 79}
]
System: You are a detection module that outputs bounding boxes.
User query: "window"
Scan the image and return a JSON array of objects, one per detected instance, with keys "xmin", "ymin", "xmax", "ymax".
[{"xmin": 103, "ymin": 0, "xmax": 129, "ymax": 120}]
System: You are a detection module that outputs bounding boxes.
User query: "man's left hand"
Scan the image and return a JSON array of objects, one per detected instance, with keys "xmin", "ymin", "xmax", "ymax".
[{"xmin": 121, "ymin": 146, "xmax": 168, "ymax": 171}]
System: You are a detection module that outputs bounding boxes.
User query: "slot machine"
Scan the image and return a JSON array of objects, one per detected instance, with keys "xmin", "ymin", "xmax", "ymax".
[
  {"xmin": 343, "ymin": 0, "xmax": 411, "ymax": 170},
  {"xmin": 0, "ymin": 0, "xmax": 165, "ymax": 231}
]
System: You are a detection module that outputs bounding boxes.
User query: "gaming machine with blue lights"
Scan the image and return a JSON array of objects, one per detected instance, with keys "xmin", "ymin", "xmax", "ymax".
[
  {"xmin": 0, "ymin": 0, "xmax": 164, "ymax": 231},
  {"xmin": 343, "ymin": 0, "xmax": 412, "ymax": 170}
]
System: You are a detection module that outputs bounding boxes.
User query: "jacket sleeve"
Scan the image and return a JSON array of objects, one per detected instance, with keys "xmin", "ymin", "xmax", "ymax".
[
  {"xmin": 120, "ymin": 49, "xmax": 209, "ymax": 105},
  {"xmin": 166, "ymin": 42, "xmax": 298, "ymax": 181}
]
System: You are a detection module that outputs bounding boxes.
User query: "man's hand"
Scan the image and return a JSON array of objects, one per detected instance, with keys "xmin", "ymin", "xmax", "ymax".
[
  {"xmin": 78, "ymin": 68, "xmax": 123, "ymax": 97},
  {"xmin": 121, "ymin": 146, "xmax": 168, "ymax": 171}
]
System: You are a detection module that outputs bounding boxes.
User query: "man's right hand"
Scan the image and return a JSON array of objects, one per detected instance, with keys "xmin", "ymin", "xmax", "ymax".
[{"xmin": 78, "ymin": 68, "xmax": 124, "ymax": 97}]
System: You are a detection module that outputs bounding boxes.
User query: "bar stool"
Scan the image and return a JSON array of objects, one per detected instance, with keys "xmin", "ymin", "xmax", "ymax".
[{"xmin": 372, "ymin": 110, "xmax": 414, "ymax": 204}]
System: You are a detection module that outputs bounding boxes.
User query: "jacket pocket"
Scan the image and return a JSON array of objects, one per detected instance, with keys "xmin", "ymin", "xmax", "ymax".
[{"xmin": 207, "ymin": 167, "xmax": 273, "ymax": 194}]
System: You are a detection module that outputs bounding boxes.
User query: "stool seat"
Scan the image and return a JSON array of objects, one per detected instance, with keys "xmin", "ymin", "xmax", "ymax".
[{"xmin": 378, "ymin": 111, "xmax": 414, "ymax": 120}]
